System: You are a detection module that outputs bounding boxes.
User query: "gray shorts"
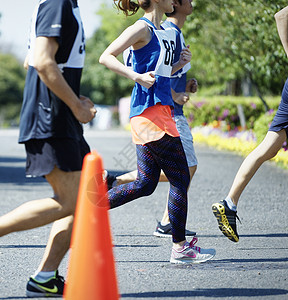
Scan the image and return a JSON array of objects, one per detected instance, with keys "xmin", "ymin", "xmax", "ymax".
[
  {"xmin": 175, "ymin": 115, "xmax": 198, "ymax": 167},
  {"xmin": 24, "ymin": 136, "xmax": 90, "ymax": 177}
]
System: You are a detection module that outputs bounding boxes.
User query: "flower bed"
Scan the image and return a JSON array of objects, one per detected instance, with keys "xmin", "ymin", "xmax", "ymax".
[
  {"xmin": 191, "ymin": 122, "xmax": 288, "ymax": 169},
  {"xmin": 185, "ymin": 96, "xmax": 288, "ymax": 169},
  {"xmin": 192, "ymin": 125, "xmax": 257, "ymax": 156},
  {"xmin": 184, "ymin": 96, "xmax": 280, "ymax": 130}
]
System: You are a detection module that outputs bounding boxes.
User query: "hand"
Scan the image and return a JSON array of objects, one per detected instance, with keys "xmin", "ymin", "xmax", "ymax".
[
  {"xmin": 136, "ymin": 72, "xmax": 156, "ymax": 89},
  {"xmin": 72, "ymin": 96, "xmax": 97, "ymax": 124},
  {"xmin": 174, "ymin": 92, "xmax": 189, "ymax": 105},
  {"xmin": 179, "ymin": 45, "xmax": 192, "ymax": 67},
  {"xmin": 23, "ymin": 55, "xmax": 29, "ymax": 70},
  {"xmin": 186, "ymin": 78, "xmax": 198, "ymax": 93}
]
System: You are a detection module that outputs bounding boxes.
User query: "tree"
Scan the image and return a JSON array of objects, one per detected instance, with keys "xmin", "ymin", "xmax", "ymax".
[
  {"xmin": 184, "ymin": 0, "xmax": 287, "ymax": 97},
  {"xmin": 81, "ymin": 4, "xmax": 141, "ymax": 105},
  {"xmin": 0, "ymin": 53, "xmax": 25, "ymax": 106},
  {"xmin": 81, "ymin": 29, "xmax": 128, "ymax": 105}
]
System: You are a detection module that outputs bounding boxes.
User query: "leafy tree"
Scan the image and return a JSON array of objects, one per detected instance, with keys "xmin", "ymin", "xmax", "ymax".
[
  {"xmin": 81, "ymin": 4, "xmax": 142, "ymax": 105},
  {"xmin": 0, "ymin": 53, "xmax": 25, "ymax": 106},
  {"xmin": 81, "ymin": 29, "xmax": 130, "ymax": 105},
  {"xmin": 184, "ymin": 0, "xmax": 287, "ymax": 97}
]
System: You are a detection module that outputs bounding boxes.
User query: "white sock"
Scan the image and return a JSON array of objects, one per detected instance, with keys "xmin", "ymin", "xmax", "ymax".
[
  {"xmin": 160, "ymin": 221, "xmax": 170, "ymax": 226},
  {"xmin": 33, "ymin": 270, "xmax": 56, "ymax": 282},
  {"xmin": 225, "ymin": 196, "xmax": 237, "ymax": 211},
  {"xmin": 173, "ymin": 241, "xmax": 188, "ymax": 250}
]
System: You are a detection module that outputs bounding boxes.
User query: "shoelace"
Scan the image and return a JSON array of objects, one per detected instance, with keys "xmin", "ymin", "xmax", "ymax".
[
  {"xmin": 56, "ymin": 274, "xmax": 65, "ymax": 284},
  {"xmin": 235, "ymin": 212, "xmax": 242, "ymax": 224},
  {"xmin": 189, "ymin": 236, "xmax": 200, "ymax": 252}
]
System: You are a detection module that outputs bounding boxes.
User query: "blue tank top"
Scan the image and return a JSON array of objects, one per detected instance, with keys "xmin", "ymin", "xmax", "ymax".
[{"xmin": 127, "ymin": 18, "xmax": 176, "ymax": 118}]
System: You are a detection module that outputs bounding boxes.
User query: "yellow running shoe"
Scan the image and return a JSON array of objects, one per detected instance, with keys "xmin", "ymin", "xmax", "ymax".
[{"xmin": 212, "ymin": 200, "xmax": 240, "ymax": 242}]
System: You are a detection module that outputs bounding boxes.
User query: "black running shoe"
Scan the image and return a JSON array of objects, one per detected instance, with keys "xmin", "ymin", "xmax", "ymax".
[
  {"xmin": 26, "ymin": 270, "xmax": 65, "ymax": 298},
  {"xmin": 107, "ymin": 174, "xmax": 117, "ymax": 190},
  {"xmin": 104, "ymin": 170, "xmax": 117, "ymax": 190},
  {"xmin": 153, "ymin": 222, "xmax": 196, "ymax": 237},
  {"xmin": 212, "ymin": 200, "xmax": 240, "ymax": 242}
]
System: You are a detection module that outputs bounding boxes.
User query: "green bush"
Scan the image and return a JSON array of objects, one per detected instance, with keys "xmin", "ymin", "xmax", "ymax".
[
  {"xmin": 0, "ymin": 104, "xmax": 21, "ymax": 127},
  {"xmin": 253, "ymin": 110, "xmax": 277, "ymax": 143},
  {"xmin": 184, "ymin": 95, "xmax": 280, "ymax": 132},
  {"xmin": 0, "ymin": 53, "xmax": 25, "ymax": 106}
]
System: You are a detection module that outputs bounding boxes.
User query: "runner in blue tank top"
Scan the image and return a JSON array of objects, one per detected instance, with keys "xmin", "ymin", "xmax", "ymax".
[
  {"xmin": 212, "ymin": 5, "xmax": 288, "ymax": 243},
  {"xmin": 112, "ymin": 0, "xmax": 198, "ymax": 238},
  {"xmin": 128, "ymin": 16, "xmax": 177, "ymax": 117},
  {"xmin": 100, "ymin": 0, "xmax": 216, "ymax": 264}
]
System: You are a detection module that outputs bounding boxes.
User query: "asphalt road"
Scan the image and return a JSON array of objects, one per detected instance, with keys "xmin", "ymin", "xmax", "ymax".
[{"xmin": 0, "ymin": 127, "xmax": 287, "ymax": 299}]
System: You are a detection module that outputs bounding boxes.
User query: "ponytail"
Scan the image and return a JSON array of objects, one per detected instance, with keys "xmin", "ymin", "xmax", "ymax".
[
  {"xmin": 114, "ymin": 0, "xmax": 151, "ymax": 16},
  {"xmin": 114, "ymin": 0, "xmax": 139, "ymax": 16}
]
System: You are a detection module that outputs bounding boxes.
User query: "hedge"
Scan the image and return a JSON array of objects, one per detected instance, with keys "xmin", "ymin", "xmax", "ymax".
[
  {"xmin": 184, "ymin": 95, "xmax": 288, "ymax": 169},
  {"xmin": 184, "ymin": 95, "xmax": 280, "ymax": 140}
]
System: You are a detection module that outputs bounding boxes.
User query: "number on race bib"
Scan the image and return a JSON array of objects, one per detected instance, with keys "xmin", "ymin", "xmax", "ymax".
[
  {"xmin": 163, "ymin": 39, "xmax": 175, "ymax": 66},
  {"xmin": 126, "ymin": 49, "xmax": 133, "ymax": 67}
]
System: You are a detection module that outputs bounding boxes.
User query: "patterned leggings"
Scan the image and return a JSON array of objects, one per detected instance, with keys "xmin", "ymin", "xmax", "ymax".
[{"xmin": 108, "ymin": 134, "xmax": 190, "ymax": 243}]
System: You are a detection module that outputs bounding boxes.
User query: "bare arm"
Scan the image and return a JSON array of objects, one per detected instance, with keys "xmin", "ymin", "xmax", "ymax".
[
  {"xmin": 99, "ymin": 22, "xmax": 156, "ymax": 89},
  {"xmin": 171, "ymin": 89, "xmax": 189, "ymax": 105},
  {"xmin": 171, "ymin": 78, "xmax": 198, "ymax": 106},
  {"xmin": 33, "ymin": 36, "xmax": 96, "ymax": 123},
  {"xmin": 275, "ymin": 6, "xmax": 288, "ymax": 57},
  {"xmin": 186, "ymin": 78, "xmax": 198, "ymax": 93},
  {"xmin": 171, "ymin": 45, "xmax": 192, "ymax": 75},
  {"xmin": 23, "ymin": 54, "xmax": 29, "ymax": 70}
]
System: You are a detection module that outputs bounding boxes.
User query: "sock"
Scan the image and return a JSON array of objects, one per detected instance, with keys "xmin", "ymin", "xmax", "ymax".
[
  {"xmin": 173, "ymin": 241, "xmax": 188, "ymax": 250},
  {"xmin": 160, "ymin": 221, "xmax": 170, "ymax": 226},
  {"xmin": 33, "ymin": 270, "xmax": 56, "ymax": 282},
  {"xmin": 225, "ymin": 196, "xmax": 237, "ymax": 211}
]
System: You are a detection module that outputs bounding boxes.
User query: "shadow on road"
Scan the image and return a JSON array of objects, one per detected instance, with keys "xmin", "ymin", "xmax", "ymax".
[
  {"xmin": 199, "ymin": 233, "xmax": 288, "ymax": 239},
  {"xmin": 0, "ymin": 156, "xmax": 46, "ymax": 184},
  {"xmin": 0, "ymin": 244, "xmax": 46, "ymax": 249},
  {"xmin": 121, "ymin": 288, "xmax": 288, "ymax": 298},
  {"xmin": 0, "ymin": 156, "xmax": 126, "ymax": 185},
  {"xmin": 0, "ymin": 165, "xmax": 46, "ymax": 184}
]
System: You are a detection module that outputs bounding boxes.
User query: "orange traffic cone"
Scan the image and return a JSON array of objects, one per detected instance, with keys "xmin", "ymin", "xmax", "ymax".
[{"xmin": 64, "ymin": 151, "xmax": 119, "ymax": 300}]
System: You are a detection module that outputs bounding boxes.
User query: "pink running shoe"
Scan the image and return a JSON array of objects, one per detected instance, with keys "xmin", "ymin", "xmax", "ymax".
[{"xmin": 170, "ymin": 237, "xmax": 216, "ymax": 264}]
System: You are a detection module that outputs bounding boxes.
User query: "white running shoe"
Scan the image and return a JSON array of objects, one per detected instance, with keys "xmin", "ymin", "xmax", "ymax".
[{"xmin": 170, "ymin": 237, "xmax": 216, "ymax": 264}]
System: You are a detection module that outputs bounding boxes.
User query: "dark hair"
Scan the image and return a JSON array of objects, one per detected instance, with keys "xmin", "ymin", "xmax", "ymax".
[
  {"xmin": 165, "ymin": 0, "xmax": 182, "ymax": 17},
  {"xmin": 114, "ymin": 0, "xmax": 151, "ymax": 16}
]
